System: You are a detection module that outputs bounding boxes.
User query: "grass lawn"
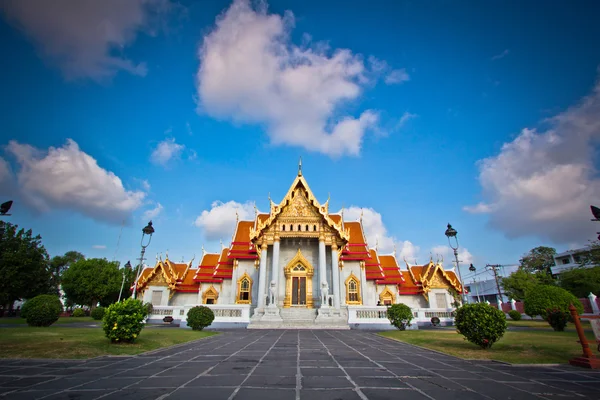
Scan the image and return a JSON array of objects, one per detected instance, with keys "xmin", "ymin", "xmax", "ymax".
[
  {"xmin": 507, "ymin": 319, "xmax": 591, "ymax": 329},
  {"xmin": 0, "ymin": 317, "xmax": 97, "ymax": 325},
  {"xmin": 0, "ymin": 326, "xmax": 216, "ymax": 359},
  {"xmin": 380, "ymin": 328, "xmax": 598, "ymax": 364}
]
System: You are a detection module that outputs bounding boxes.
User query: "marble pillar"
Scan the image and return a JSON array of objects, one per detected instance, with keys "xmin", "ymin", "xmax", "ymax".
[
  {"xmin": 318, "ymin": 239, "xmax": 327, "ymax": 306},
  {"xmin": 272, "ymin": 239, "xmax": 280, "ymax": 307},
  {"xmin": 360, "ymin": 263, "xmax": 367, "ymax": 305},
  {"xmin": 257, "ymin": 244, "xmax": 268, "ymax": 309},
  {"xmin": 331, "ymin": 244, "xmax": 340, "ymax": 309}
]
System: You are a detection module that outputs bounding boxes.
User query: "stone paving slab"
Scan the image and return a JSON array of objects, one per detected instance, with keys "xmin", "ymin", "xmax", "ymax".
[{"xmin": 1, "ymin": 330, "xmax": 600, "ymax": 399}]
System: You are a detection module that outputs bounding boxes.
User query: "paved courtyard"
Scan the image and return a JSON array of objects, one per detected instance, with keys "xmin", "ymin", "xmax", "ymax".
[{"xmin": 0, "ymin": 330, "xmax": 599, "ymax": 399}]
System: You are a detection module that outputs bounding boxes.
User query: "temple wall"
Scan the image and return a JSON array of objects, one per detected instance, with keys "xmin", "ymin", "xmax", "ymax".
[
  {"xmin": 170, "ymin": 292, "xmax": 198, "ymax": 306},
  {"xmin": 363, "ymin": 281, "xmax": 378, "ymax": 306},
  {"xmin": 237, "ymin": 259, "xmax": 258, "ymax": 306},
  {"xmin": 142, "ymin": 285, "xmax": 169, "ymax": 306},
  {"xmin": 220, "ymin": 280, "xmax": 233, "ymax": 305},
  {"xmin": 397, "ymin": 293, "xmax": 428, "ymax": 308}
]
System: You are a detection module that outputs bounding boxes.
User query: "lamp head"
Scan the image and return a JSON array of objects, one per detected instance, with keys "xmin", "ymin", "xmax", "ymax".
[
  {"xmin": 124, "ymin": 261, "xmax": 132, "ymax": 269},
  {"xmin": 0, "ymin": 200, "xmax": 13, "ymax": 215},
  {"xmin": 591, "ymin": 205, "xmax": 600, "ymax": 220},
  {"xmin": 444, "ymin": 223, "xmax": 457, "ymax": 238},
  {"xmin": 142, "ymin": 221, "xmax": 155, "ymax": 236},
  {"xmin": 469, "ymin": 263, "xmax": 476, "ymax": 272}
]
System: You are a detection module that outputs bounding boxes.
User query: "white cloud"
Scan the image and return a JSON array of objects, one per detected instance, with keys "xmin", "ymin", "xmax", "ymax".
[
  {"xmin": 462, "ymin": 202, "xmax": 494, "ymax": 214},
  {"xmin": 397, "ymin": 240, "xmax": 420, "ymax": 262},
  {"xmin": 151, "ymin": 137, "xmax": 185, "ymax": 166},
  {"xmin": 344, "ymin": 206, "xmax": 395, "ymax": 252},
  {"xmin": 143, "ymin": 202, "xmax": 163, "ymax": 220},
  {"xmin": 0, "ymin": 157, "xmax": 11, "ymax": 185},
  {"xmin": 396, "ymin": 112, "xmax": 417, "ymax": 129},
  {"xmin": 0, "ymin": 0, "xmax": 175, "ymax": 81},
  {"xmin": 465, "ymin": 77, "xmax": 600, "ymax": 243},
  {"xmin": 195, "ymin": 200, "xmax": 254, "ymax": 240},
  {"xmin": 141, "ymin": 179, "xmax": 151, "ymax": 191},
  {"xmin": 92, "ymin": 245, "xmax": 107, "ymax": 250},
  {"xmin": 5, "ymin": 139, "xmax": 146, "ymax": 223},
  {"xmin": 431, "ymin": 245, "xmax": 474, "ymax": 269},
  {"xmin": 385, "ymin": 69, "xmax": 410, "ymax": 85},
  {"xmin": 197, "ymin": 0, "xmax": 405, "ymax": 157},
  {"xmin": 491, "ymin": 49, "xmax": 509, "ymax": 61}
]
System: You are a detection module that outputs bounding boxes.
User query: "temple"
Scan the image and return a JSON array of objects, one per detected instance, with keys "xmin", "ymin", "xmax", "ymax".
[{"xmin": 136, "ymin": 163, "xmax": 463, "ymax": 329}]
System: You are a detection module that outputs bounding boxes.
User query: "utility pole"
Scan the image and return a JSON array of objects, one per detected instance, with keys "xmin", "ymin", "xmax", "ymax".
[{"xmin": 486, "ymin": 264, "xmax": 504, "ymax": 305}]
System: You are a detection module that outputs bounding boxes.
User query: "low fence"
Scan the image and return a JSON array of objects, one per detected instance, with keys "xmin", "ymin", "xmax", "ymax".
[
  {"xmin": 347, "ymin": 306, "xmax": 456, "ymax": 328},
  {"xmin": 486, "ymin": 293, "xmax": 600, "ymax": 316},
  {"xmin": 148, "ymin": 304, "xmax": 251, "ymax": 325}
]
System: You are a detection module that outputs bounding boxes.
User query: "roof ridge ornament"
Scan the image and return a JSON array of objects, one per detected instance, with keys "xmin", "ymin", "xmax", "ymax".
[
  {"xmin": 202, "ymin": 244, "xmax": 206, "ymax": 257},
  {"xmin": 298, "ymin": 156, "xmax": 302, "ymax": 176}
]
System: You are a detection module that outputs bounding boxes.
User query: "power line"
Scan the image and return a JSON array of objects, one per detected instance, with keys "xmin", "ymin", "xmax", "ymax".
[{"xmin": 486, "ymin": 264, "xmax": 504, "ymax": 303}]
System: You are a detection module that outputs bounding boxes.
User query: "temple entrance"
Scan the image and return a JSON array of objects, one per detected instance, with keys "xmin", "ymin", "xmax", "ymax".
[
  {"xmin": 291, "ymin": 276, "xmax": 307, "ymax": 306},
  {"xmin": 283, "ymin": 249, "xmax": 314, "ymax": 308}
]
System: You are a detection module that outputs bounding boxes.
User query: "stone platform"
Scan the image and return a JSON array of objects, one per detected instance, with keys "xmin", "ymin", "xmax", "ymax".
[{"xmin": 248, "ymin": 307, "xmax": 350, "ymax": 330}]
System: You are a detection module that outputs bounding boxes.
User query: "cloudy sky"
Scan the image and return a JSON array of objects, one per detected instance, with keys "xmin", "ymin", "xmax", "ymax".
[{"xmin": 1, "ymin": 0, "xmax": 599, "ymax": 276}]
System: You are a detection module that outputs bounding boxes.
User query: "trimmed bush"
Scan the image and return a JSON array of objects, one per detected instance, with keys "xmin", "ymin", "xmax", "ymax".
[
  {"xmin": 523, "ymin": 285, "xmax": 583, "ymax": 318},
  {"xmin": 91, "ymin": 307, "xmax": 105, "ymax": 321},
  {"xmin": 103, "ymin": 299, "xmax": 147, "ymax": 343},
  {"xmin": 508, "ymin": 310, "xmax": 521, "ymax": 321},
  {"xmin": 546, "ymin": 308, "xmax": 569, "ymax": 331},
  {"xmin": 455, "ymin": 303, "xmax": 507, "ymax": 349},
  {"xmin": 386, "ymin": 303, "xmax": 414, "ymax": 331},
  {"xmin": 144, "ymin": 302, "xmax": 153, "ymax": 316},
  {"xmin": 72, "ymin": 308, "xmax": 85, "ymax": 317},
  {"xmin": 186, "ymin": 306, "xmax": 215, "ymax": 331},
  {"xmin": 21, "ymin": 295, "xmax": 63, "ymax": 327}
]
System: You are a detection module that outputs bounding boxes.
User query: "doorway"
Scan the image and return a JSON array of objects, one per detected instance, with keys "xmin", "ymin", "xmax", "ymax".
[{"xmin": 291, "ymin": 276, "xmax": 307, "ymax": 306}]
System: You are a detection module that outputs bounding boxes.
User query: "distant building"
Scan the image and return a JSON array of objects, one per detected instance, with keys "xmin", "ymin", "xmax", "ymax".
[{"xmin": 551, "ymin": 247, "xmax": 594, "ymax": 275}]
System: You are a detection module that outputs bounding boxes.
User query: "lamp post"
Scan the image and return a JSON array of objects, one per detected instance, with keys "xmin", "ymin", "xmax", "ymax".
[
  {"xmin": 445, "ymin": 223, "xmax": 467, "ymax": 304},
  {"xmin": 0, "ymin": 200, "xmax": 13, "ymax": 240},
  {"xmin": 118, "ymin": 261, "xmax": 132, "ymax": 302},
  {"xmin": 132, "ymin": 221, "xmax": 155, "ymax": 300}
]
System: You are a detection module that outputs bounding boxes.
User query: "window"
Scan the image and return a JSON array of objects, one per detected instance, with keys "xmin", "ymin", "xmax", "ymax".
[
  {"xmin": 574, "ymin": 255, "xmax": 581, "ymax": 263},
  {"xmin": 345, "ymin": 274, "xmax": 361, "ymax": 304},
  {"xmin": 436, "ymin": 293, "xmax": 448, "ymax": 308},
  {"xmin": 306, "ymin": 225, "xmax": 309, "ymax": 231},
  {"xmin": 298, "ymin": 224, "xmax": 301, "ymax": 231},
  {"xmin": 282, "ymin": 225, "xmax": 285, "ymax": 231},
  {"xmin": 203, "ymin": 286, "xmax": 218, "ymax": 304},
  {"xmin": 206, "ymin": 298, "xmax": 215, "ymax": 304},
  {"xmin": 293, "ymin": 264, "xmax": 306, "ymax": 272},
  {"xmin": 151, "ymin": 290, "xmax": 162, "ymax": 306},
  {"xmin": 384, "ymin": 300, "xmax": 392, "ymax": 306},
  {"xmin": 236, "ymin": 273, "xmax": 252, "ymax": 304},
  {"xmin": 313, "ymin": 225, "xmax": 317, "ymax": 231},
  {"xmin": 562, "ymin": 258, "xmax": 569, "ymax": 265},
  {"xmin": 290, "ymin": 224, "xmax": 293, "ymax": 231}
]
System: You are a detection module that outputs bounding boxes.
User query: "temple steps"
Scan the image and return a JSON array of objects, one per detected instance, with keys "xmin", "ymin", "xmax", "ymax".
[{"xmin": 247, "ymin": 307, "xmax": 350, "ymax": 330}]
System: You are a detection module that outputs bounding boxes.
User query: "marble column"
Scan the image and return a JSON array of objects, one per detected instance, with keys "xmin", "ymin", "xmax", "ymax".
[
  {"xmin": 230, "ymin": 261, "xmax": 238, "ymax": 304},
  {"xmin": 319, "ymin": 238, "xmax": 327, "ymax": 306},
  {"xmin": 360, "ymin": 263, "xmax": 367, "ymax": 305},
  {"xmin": 197, "ymin": 284, "xmax": 203, "ymax": 305},
  {"xmin": 331, "ymin": 244, "xmax": 340, "ymax": 309},
  {"xmin": 257, "ymin": 244, "xmax": 268, "ymax": 309},
  {"xmin": 272, "ymin": 239, "xmax": 280, "ymax": 306}
]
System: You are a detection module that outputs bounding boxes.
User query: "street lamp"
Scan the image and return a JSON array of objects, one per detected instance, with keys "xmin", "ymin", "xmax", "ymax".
[
  {"xmin": 132, "ymin": 221, "xmax": 155, "ymax": 299},
  {"xmin": 0, "ymin": 200, "xmax": 13, "ymax": 216},
  {"xmin": 118, "ymin": 261, "xmax": 132, "ymax": 302},
  {"xmin": 445, "ymin": 223, "xmax": 467, "ymax": 304}
]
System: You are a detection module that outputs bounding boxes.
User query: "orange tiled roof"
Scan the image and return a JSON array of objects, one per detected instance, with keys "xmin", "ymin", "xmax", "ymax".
[
  {"xmin": 257, "ymin": 213, "xmax": 269, "ymax": 224},
  {"xmin": 398, "ymin": 270, "xmax": 423, "ymax": 294},
  {"xmin": 364, "ymin": 249, "xmax": 384, "ymax": 280},
  {"xmin": 377, "ymin": 255, "xmax": 405, "ymax": 284},
  {"xmin": 340, "ymin": 221, "xmax": 369, "ymax": 261},
  {"xmin": 213, "ymin": 248, "xmax": 234, "ymax": 280},
  {"xmin": 194, "ymin": 253, "xmax": 221, "ymax": 283},
  {"xmin": 228, "ymin": 221, "xmax": 258, "ymax": 260},
  {"xmin": 329, "ymin": 214, "xmax": 342, "ymax": 224}
]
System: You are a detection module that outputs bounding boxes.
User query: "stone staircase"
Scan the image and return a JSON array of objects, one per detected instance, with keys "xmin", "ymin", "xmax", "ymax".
[{"xmin": 248, "ymin": 307, "xmax": 350, "ymax": 330}]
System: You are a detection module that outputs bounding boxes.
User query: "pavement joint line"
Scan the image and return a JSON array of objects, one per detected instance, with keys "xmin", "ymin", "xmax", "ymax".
[
  {"xmin": 332, "ymin": 330, "xmax": 467, "ymax": 400},
  {"xmin": 310, "ymin": 331, "xmax": 369, "ymax": 400},
  {"xmin": 295, "ymin": 330, "xmax": 302, "ymax": 400},
  {"xmin": 359, "ymin": 331, "xmax": 575, "ymax": 400},
  {"xmin": 151, "ymin": 330, "xmax": 276, "ymax": 400},
  {"xmin": 26, "ymin": 331, "xmax": 254, "ymax": 400}
]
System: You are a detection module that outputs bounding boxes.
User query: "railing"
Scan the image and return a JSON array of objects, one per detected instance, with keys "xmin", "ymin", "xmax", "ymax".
[
  {"xmin": 348, "ymin": 306, "xmax": 456, "ymax": 326},
  {"xmin": 148, "ymin": 304, "xmax": 250, "ymax": 323}
]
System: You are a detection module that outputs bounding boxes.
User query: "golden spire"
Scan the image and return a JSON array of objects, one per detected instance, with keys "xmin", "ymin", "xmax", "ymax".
[
  {"xmin": 235, "ymin": 210, "xmax": 239, "ymax": 223},
  {"xmin": 298, "ymin": 156, "xmax": 302, "ymax": 176},
  {"xmin": 393, "ymin": 243, "xmax": 397, "ymax": 257},
  {"xmin": 360, "ymin": 208, "xmax": 364, "ymax": 224},
  {"xmin": 375, "ymin": 236, "xmax": 379, "ymax": 252},
  {"xmin": 165, "ymin": 250, "xmax": 169, "ymax": 260},
  {"xmin": 220, "ymin": 239, "xmax": 225, "ymax": 251},
  {"xmin": 202, "ymin": 245, "xmax": 206, "ymax": 257}
]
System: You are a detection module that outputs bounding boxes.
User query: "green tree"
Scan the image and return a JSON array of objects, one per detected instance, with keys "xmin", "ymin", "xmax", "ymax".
[
  {"xmin": 61, "ymin": 258, "xmax": 125, "ymax": 309},
  {"xmin": 558, "ymin": 266, "xmax": 600, "ymax": 298},
  {"xmin": 501, "ymin": 268, "xmax": 555, "ymax": 301},
  {"xmin": 520, "ymin": 246, "xmax": 557, "ymax": 274},
  {"xmin": 48, "ymin": 251, "xmax": 85, "ymax": 295},
  {"xmin": 579, "ymin": 241, "xmax": 600, "ymax": 267},
  {"xmin": 0, "ymin": 221, "xmax": 52, "ymax": 309}
]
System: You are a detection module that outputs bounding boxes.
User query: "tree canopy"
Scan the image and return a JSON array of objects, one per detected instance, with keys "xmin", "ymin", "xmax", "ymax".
[
  {"xmin": 520, "ymin": 246, "xmax": 557, "ymax": 274},
  {"xmin": 0, "ymin": 221, "xmax": 52, "ymax": 307},
  {"xmin": 49, "ymin": 251, "xmax": 85, "ymax": 295},
  {"xmin": 61, "ymin": 258, "xmax": 131, "ymax": 308},
  {"xmin": 558, "ymin": 266, "xmax": 600, "ymax": 298},
  {"xmin": 501, "ymin": 268, "xmax": 555, "ymax": 301}
]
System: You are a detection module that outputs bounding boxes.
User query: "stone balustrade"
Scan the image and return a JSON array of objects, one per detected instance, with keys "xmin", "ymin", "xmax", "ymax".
[{"xmin": 347, "ymin": 306, "xmax": 456, "ymax": 329}]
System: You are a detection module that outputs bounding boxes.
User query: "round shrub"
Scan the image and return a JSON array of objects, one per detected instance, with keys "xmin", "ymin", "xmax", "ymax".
[
  {"xmin": 546, "ymin": 308, "xmax": 569, "ymax": 331},
  {"xmin": 21, "ymin": 295, "xmax": 63, "ymax": 327},
  {"xmin": 72, "ymin": 308, "xmax": 85, "ymax": 317},
  {"xmin": 144, "ymin": 302, "xmax": 153, "ymax": 316},
  {"xmin": 103, "ymin": 298, "xmax": 147, "ymax": 343},
  {"xmin": 386, "ymin": 303, "xmax": 414, "ymax": 331},
  {"xmin": 186, "ymin": 306, "xmax": 215, "ymax": 331},
  {"xmin": 508, "ymin": 310, "xmax": 521, "ymax": 321},
  {"xmin": 91, "ymin": 307, "xmax": 105, "ymax": 321},
  {"xmin": 455, "ymin": 303, "xmax": 507, "ymax": 349},
  {"xmin": 523, "ymin": 285, "xmax": 583, "ymax": 318}
]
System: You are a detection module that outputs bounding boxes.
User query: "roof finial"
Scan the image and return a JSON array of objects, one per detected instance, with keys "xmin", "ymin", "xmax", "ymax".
[
  {"xmin": 254, "ymin": 202, "xmax": 258, "ymax": 217},
  {"xmin": 375, "ymin": 235, "xmax": 379, "ymax": 252},
  {"xmin": 235, "ymin": 210, "xmax": 239, "ymax": 223},
  {"xmin": 393, "ymin": 243, "xmax": 397, "ymax": 257},
  {"xmin": 298, "ymin": 156, "xmax": 302, "ymax": 176},
  {"xmin": 341, "ymin": 204, "xmax": 345, "ymax": 230},
  {"xmin": 202, "ymin": 244, "xmax": 206, "ymax": 256},
  {"xmin": 220, "ymin": 239, "xmax": 224, "ymax": 250},
  {"xmin": 360, "ymin": 208, "xmax": 364, "ymax": 224},
  {"xmin": 165, "ymin": 250, "xmax": 169, "ymax": 260}
]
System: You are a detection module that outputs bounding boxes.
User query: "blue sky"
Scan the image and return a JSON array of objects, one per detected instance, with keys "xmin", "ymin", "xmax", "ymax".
[{"xmin": 1, "ymin": 0, "xmax": 600, "ymax": 277}]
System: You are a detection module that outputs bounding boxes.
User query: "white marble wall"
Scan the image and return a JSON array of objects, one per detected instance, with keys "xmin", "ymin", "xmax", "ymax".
[
  {"xmin": 363, "ymin": 281, "xmax": 378, "ymax": 306},
  {"xmin": 237, "ymin": 259, "xmax": 258, "ymax": 306},
  {"xmin": 142, "ymin": 286, "xmax": 169, "ymax": 306},
  {"xmin": 339, "ymin": 260, "xmax": 362, "ymax": 305},
  {"xmin": 277, "ymin": 238, "xmax": 320, "ymax": 306},
  {"xmin": 170, "ymin": 292, "xmax": 198, "ymax": 306}
]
